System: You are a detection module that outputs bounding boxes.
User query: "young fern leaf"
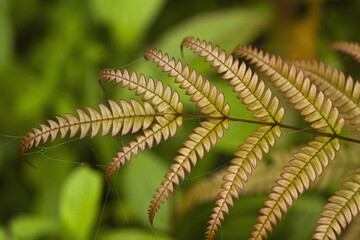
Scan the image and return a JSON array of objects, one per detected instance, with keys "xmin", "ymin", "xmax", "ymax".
[
  {"xmin": 313, "ymin": 168, "xmax": 360, "ymax": 240},
  {"xmin": 252, "ymin": 137, "xmax": 341, "ymax": 240},
  {"xmin": 181, "ymin": 37, "xmax": 284, "ymax": 240},
  {"xmin": 144, "ymin": 48, "xmax": 230, "ymax": 117},
  {"xmin": 207, "ymin": 125, "xmax": 281, "ymax": 240},
  {"xmin": 99, "ymin": 69, "xmax": 183, "ymax": 115},
  {"xmin": 105, "ymin": 116, "xmax": 182, "ymax": 181},
  {"xmin": 19, "ymin": 99, "xmax": 156, "ymax": 159},
  {"xmin": 332, "ymin": 41, "xmax": 360, "ymax": 63},
  {"xmin": 234, "ymin": 46, "xmax": 345, "ymax": 239},
  {"xmin": 233, "ymin": 46, "xmax": 344, "ymax": 134},
  {"xmin": 290, "ymin": 60, "xmax": 360, "ymax": 132},
  {"xmin": 181, "ymin": 37, "xmax": 284, "ymax": 123},
  {"xmin": 148, "ymin": 118, "xmax": 229, "ymax": 224},
  {"xmin": 99, "ymin": 69, "xmax": 184, "ymax": 179},
  {"xmin": 144, "ymin": 48, "xmax": 231, "ymax": 224}
]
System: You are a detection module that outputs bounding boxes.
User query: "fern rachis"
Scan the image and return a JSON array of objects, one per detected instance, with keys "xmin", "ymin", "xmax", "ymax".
[{"xmin": 19, "ymin": 37, "xmax": 360, "ymax": 240}]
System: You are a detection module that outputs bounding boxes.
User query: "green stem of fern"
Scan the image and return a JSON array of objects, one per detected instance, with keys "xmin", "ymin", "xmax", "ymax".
[{"xmin": 172, "ymin": 113, "xmax": 360, "ymax": 144}]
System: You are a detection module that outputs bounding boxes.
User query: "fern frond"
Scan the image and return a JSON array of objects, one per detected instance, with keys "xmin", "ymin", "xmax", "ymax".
[
  {"xmin": 313, "ymin": 168, "xmax": 360, "ymax": 240},
  {"xmin": 105, "ymin": 116, "xmax": 183, "ymax": 180},
  {"xmin": 144, "ymin": 48, "xmax": 230, "ymax": 117},
  {"xmin": 290, "ymin": 60, "xmax": 360, "ymax": 132},
  {"xmin": 231, "ymin": 51, "xmax": 345, "ymax": 237},
  {"xmin": 234, "ymin": 46, "xmax": 344, "ymax": 135},
  {"xmin": 144, "ymin": 47, "xmax": 232, "ymax": 223},
  {"xmin": 19, "ymin": 37, "xmax": 360, "ymax": 240},
  {"xmin": 99, "ymin": 69, "xmax": 184, "ymax": 179},
  {"xmin": 20, "ymin": 99, "xmax": 156, "ymax": 156},
  {"xmin": 332, "ymin": 41, "xmax": 360, "ymax": 63},
  {"xmin": 181, "ymin": 37, "xmax": 284, "ymax": 123},
  {"xmin": 99, "ymin": 69, "xmax": 183, "ymax": 115},
  {"xmin": 251, "ymin": 137, "xmax": 341, "ymax": 240},
  {"xmin": 148, "ymin": 118, "xmax": 229, "ymax": 224},
  {"xmin": 180, "ymin": 37, "xmax": 285, "ymax": 239}
]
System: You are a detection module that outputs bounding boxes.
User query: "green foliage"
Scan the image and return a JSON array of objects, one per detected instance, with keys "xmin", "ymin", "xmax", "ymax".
[{"xmin": 122, "ymin": 151, "xmax": 171, "ymax": 230}]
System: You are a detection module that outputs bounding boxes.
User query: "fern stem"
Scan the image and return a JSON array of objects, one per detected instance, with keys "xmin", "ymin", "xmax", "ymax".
[{"xmin": 172, "ymin": 113, "xmax": 360, "ymax": 144}]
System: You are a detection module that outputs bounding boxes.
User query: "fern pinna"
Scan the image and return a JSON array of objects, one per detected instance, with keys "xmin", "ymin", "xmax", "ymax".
[{"xmin": 19, "ymin": 37, "xmax": 360, "ymax": 240}]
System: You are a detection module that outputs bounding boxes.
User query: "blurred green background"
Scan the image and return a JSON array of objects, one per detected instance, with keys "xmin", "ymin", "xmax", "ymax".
[{"xmin": 1, "ymin": 0, "xmax": 360, "ymax": 239}]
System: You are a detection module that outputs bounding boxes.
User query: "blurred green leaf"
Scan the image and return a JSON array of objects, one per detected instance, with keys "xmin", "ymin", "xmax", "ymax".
[
  {"xmin": 100, "ymin": 229, "xmax": 173, "ymax": 240},
  {"xmin": 122, "ymin": 151, "xmax": 170, "ymax": 231},
  {"xmin": 59, "ymin": 166, "xmax": 103, "ymax": 240},
  {"xmin": 90, "ymin": 0, "xmax": 166, "ymax": 49},
  {"xmin": 9, "ymin": 215, "xmax": 57, "ymax": 240},
  {"xmin": 287, "ymin": 194, "xmax": 325, "ymax": 240},
  {"xmin": 156, "ymin": 4, "xmax": 273, "ymax": 57},
  {"xmin": 214, "ymin": 196, "xmax": 265, "ymax": 240},
  {"xmin": 0, "ymin": 1, "xmax": 12, "ymax": 70},
  {"xmin": 135, "ymin": 4, "xmax": 274, "ymax": 81},
  {"xmin": 0, "ymin": 227, "xmax": 7, "ymax": 240},
  {"xmin": 0, "ymin": 146, "xmax": 3, "ymax": 172}
]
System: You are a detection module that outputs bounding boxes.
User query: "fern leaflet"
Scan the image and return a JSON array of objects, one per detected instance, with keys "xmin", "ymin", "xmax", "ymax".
[
  {"xmin": 105, "ymin": 116, "xmax": 182, "ymax": 180},
  {"xmin": 290, "ymin": 60, "xmax": 360, "ymax": 132},
  {"xmin": 144, "ymin": 48, "xmax": 230, "ymax": 117},
  {"xmin": 181, "ymin": 37, "xmax": 284, "ymax": 123},
  {"xmin": 313, "ymin": 168, "xmax": 360, "ymax": 240},
  {"xmin": 20, "ymin": 99, "xmax": 156, "ymax": 158},
  {"xmin": 332, "ymin": 41, "xmax": 360, "ymax": 63},
  {"xmin": 148, "ymin": 118, "xmax": 229, "ymax": 224},
  {"xmin": 252, "ymin": 137, "xmax": 341, "ymax": 239},
  {"xmin": 99, "ymin": 69, "xmax": 183, "ymax": 115},
  {"xmin": 99, "ymin": 69, "xmax": 184, "ymax": 178},
  {"xmin": 234, "ymin": 46, "xmax": 344, "ymax": 134},
  {"xmin": 206, "ymin": 125, "xmax": 280, "ymax": 240}
]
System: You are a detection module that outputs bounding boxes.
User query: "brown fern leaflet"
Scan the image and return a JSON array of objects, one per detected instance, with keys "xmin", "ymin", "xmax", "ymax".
[
  {"xmin": 313, "ymin": 168, "xmax": 360, "ymax": 240},
  {"xmin": 290, "ymin": 60, "xmax": 360, "ymax": 132},
  {"xmin": 19, "ymin": 37, "xmax": 360, "ymax": 240},
  {"xmin": 332, "ymin": 41, "xmax": 360, "ymax": 63},
  {"xmin": 99, "ymin": 69, "xmax": 183, "ymax": 180}
]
